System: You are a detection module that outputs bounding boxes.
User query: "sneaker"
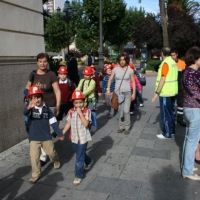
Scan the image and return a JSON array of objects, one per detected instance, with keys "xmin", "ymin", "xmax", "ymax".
[
  {"xmin": 84, "ymin": 159, "xmax": 93, "ymax": 171},
  {"xmin": 29, "ymin": 176, "xmax": 41, "ymax": 184},
  {"xmin": 139, "ymin": 103, "xmax": 144, "ymax": 107},
  {"xmin": 73, "ymin": 177, "xmax": 82, "ymax": 186},
  {"xmin": 54, "ymin": 161, "xmax": 60, "ymax": 169},
  {"xmin": 193, "ymin": 167, "xmax": 198, "ymax": 172},
  {"xmin": 107, "ymin": 114, "xmax": 113, "ymax": 119},
  {"xmin": 117, "ymin": 129, "xmax": 125, "ymax": 133},
  {"xmin": 156, "ymin": 134, "xmax": 171, "ymax": 139},
  {"xmin": 130, "ymin": 111, "xmax": 134, "ymax": 115},
  {"xmin": 182, "ymin": 174, "xmax": 200, "ymax": 180},
  {"xmin": 124, "ymin": 130, "xmax": 130, "ymax": 135}
]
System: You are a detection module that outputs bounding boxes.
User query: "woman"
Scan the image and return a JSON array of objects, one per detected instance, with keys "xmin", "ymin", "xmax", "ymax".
[
  {"xmin": 181, "ymin": 46, "xmax": 200, "ymax": 181},
  {"xmin": 25, "ymin": 53, "xmax": 61, "ymax": 115},
  {"xmin": 25, "ymin": 52, "xmax": 61, "ymax": 164},
  {"xmin": 106, "ymin": 53, "xmax": 136, "ymax": 135}
]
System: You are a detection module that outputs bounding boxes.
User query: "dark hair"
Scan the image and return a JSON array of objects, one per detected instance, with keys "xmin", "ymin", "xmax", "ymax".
[
  {"xmin": 68, "ymin": 52, "xmax": 74, "ymax": 57},
  {"xmin": 36, "ymin": 53, "xmax": 49, "ymax": 61},
  {"xmin": 185, "ymin": 46, "xmax": 200, "ymax": 66},
  {"xmin": 171, "ymin": 49, "xmax": 178, "ymax": 55},
  {"xmin": 161, "ymin": 47, "xmax": 171, "ymax": 56},
  {"xmin": 117, "ymin": 53, "xmax": 130, "ymax": 65}
]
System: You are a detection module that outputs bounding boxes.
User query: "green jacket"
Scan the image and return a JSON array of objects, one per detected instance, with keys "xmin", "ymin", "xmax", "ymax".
[{"xmin": 76, "ymin": 79, "xmax": 96, "ymax": 99}]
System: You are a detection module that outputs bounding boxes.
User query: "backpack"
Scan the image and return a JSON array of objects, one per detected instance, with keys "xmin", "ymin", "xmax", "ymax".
[{"xmin": 68, "ymin": 107, "xmax": 97, "ymax": 140}]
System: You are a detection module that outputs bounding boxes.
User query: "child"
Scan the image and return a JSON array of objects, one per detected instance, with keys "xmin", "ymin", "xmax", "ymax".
[
  {"xmin": 56, "ymin": 66, "xmax": 75, "ymax": 123},
  {"xmin": 90, "ymin": 65, "xmax": 102, "ymax": 104},
  {"xmin": 62, "ymin": 90, "xmax": 93, "ymax": 186},
  {"xmin": 101, "ymin": 64, "xmax": 116, "ymax": 118},
  {"xmin": 130, "ymin": 73, "xmax": 142, "ymax": 115},
  {"xmin": 23, "ymin": 86, "xmax": 64, "ymax": 184},
  {"xmin": 76, "ymin": 66, "xmax": 96, "ymax": 110}
]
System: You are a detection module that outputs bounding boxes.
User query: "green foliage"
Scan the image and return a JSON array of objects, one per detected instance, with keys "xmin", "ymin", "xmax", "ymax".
[
  {"xmin": 44, "ymin": 13, "xmax": 67, "ymax": 52},
  {"xmin": 146, "ymin": 60, "xmax": 161, "ymax": 71}
]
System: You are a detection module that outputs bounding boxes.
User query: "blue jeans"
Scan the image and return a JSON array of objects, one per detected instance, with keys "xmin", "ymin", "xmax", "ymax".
[
  {"xmin": 181, "ymin": 108, "xmax": 200, "ymax": 176},
  {"xmin": 72, "ymin": 142, "xmax": 92, "ymax": 179},
  {"xmin": 159, "ymin": 96, "xmax": 175, "ymax": 138}
]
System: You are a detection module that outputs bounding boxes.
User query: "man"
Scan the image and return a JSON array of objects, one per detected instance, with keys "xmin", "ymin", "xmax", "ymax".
[
  {"xmin": 67, "ymin": 52, "xmax": 80, "ymax": 86},
  {"xmin": 152, "ymin": 47, "xmax": 178, "ymax": 139},
  {"xmin": 171, "ymin": 49, "xmax": 186, "ymax": 127}
]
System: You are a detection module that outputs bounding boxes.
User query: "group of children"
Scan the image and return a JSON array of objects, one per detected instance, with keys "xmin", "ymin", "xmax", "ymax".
[{"xmin": 24, "ymin": 62, "xmax": 144, "ymax": 186}]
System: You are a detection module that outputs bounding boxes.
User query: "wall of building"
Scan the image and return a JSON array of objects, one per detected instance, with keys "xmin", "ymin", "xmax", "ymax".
[{"xmin": 0, "ymin": 0, "xmax": 45, "ymax": 152}]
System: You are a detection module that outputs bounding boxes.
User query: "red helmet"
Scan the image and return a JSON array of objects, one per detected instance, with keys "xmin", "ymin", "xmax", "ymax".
[
  {"xmin": 57, "ymin": 66, "xmax": 68, "ymax": 74},
  {"xmin": 71, "ymin": 90, "xmax": 85, "ymax": 101},
  {"xmin": 104, "ymin": 64, "xmax": 112, "ymax": 72},
  {"xmin": 28, "ymin": 86, "xmax": 43, "ymax": 97},
  {"xmin": 82, "ymin": 66, "xmax": 94, "ymax": 75}
]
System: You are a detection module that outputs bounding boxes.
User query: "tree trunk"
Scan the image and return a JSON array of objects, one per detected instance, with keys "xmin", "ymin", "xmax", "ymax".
[{"xmin": 159, "ymin": 0, "xmax": 169, "ymax": 47}]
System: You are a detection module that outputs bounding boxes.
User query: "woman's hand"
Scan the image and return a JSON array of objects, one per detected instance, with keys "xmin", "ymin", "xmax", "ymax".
[
  {"xmin": 131, "ymin": 93, "xmax": 136, "ymax": 101},
  {"xmin": 152, "ymin": 93, "xmax": 158, "ymax": 103},
  {"xmin": 54, "ymin": 106, "xmax": 60, "ymax": 116},
  {"xmin": 106, "ymin": 89, "xmax": 111, "ymax": 96}
]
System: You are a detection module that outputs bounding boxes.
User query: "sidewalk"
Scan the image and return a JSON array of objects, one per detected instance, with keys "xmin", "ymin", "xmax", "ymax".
[{"xmin": 0, "ymin": 75, "xmax": 199, "ymax": 200}]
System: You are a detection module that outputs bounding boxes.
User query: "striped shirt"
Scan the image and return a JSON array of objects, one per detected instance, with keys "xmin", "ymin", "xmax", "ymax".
[
  {"xmin": 66, "ymin": 108, "xmax": 92, "ymax": 144},
  {"xmin": 101, "ymin": 75, "xmax": 115, "ymax": 93}
]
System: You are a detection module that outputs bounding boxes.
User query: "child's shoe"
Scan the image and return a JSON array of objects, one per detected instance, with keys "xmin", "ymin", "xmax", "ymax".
[
  {"xmin": 54, "ymin": 161, "xmax": 60, "ymax": 169},
  {"xmin": 73, "ymin": 177, "xmax": 82, "ymax": 186},
  {"xmin": 84, "ymin": 159, "xmax": 93, "ymax": 171},
  {"xmin": 29, "ymin": 176, "xmax": 41, "ymax": 184}
]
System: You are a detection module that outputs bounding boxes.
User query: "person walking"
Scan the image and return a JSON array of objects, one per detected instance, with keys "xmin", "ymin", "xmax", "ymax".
[
  {"xmin": 181, "ymin": 46, "xmax": 200, "ymax": 180},
  {"xmin": 106, "ymin": 53, "xmax": 136, "ymax": 135},
  {"xmin": 152, "ymin": 47, "xmax": 178, "ymax": 139},
  {"xmin": 23, "ymin": 86, "xmax": 63, "ymax": 184},
  {"xmin": 171, "ymin": 49, "xmax": 186, "ymax": 127},
  {"xmin": 67, "ymin": 52, "xmax": 80, "ymax": 86},
  {"xmin": 25, "ymin": 52, "xmax": 61, "ymax": 165},
  {"xmin": 62, "ymin": 90, "xmax": 93, "ymax": 186}
]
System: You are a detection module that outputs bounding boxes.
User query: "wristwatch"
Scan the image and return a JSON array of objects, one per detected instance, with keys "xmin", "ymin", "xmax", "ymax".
[
  {"xmin": 106, "ymin": 88, "xmax": 110, "ymax": 91},
  {"xmin": 155, "ymin": 91, "xmax": 159, "ymax": 95}
]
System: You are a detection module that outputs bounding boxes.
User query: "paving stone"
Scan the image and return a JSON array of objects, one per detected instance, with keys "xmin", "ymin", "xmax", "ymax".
[
  {"xmin": 138, "ymin": 182, "xmax": 195, "ymax": 200},
  {"xmin": 49, "ymin": 188, "xmax": 109, "ymax": 200},
  {"xmin": 118, "ymin": 137, "xmax": 138, "ymax": 146},
  {"xmin": 142, "ymin": 127, "xmax": 160, "ymax": 134},
  {"xmin": 136, "ymin": 139, "xmax": 155, "ymax": 148},
  {"xmin": 0, "ymin": 178, "xmax": 16, "ymax": 192},
  {"xmin": 89, "ymin": 162, "xmax": 125, "ymax": 178},
  {"xmin": 154, "ymin": 139, "xmax": 180, "ymax": 151},
  {"xmin": 140, "ymin": 132, "xmax": 157, "ymax": 140},
  {"xmin": 106, "ymin": 153, "xmax": 130, "ymax": 165},
  {"xmin": 120, "ymin": 166, "xmax": 169, "ymax": 183},
  {"xmin": 107, "ymin": 194, "xmax": 136, "ymax": 200},
  {"xmin": 132, "ymin": 147, "xmax": 171, "ymax": 160},
  {"xmin": 125, "ymin": 155, "xmax": 150, "ymax": 169},
  {"xmin": 87, "ymin": 176, "xmax": 142, "ymax": 199}
]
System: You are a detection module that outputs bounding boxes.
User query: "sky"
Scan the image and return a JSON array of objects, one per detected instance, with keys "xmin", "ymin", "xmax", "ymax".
[
  {"xmin": 56, "ymin": 0, "xmax": 160, "ymax": 14},
  {"xmin": 125, "ymin": 0, "xmax": 159, "ymax": 14}
]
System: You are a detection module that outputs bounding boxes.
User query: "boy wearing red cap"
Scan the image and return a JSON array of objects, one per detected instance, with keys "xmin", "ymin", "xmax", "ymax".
[
  {"xmin": 56, "ymin": 66, "xmax": 75, "ymax": 123},
  {"xmin": 76, "ymin": 66, "xmax": 96, "ymax": 110},
  {"xmin": 63, "ymin": 90, "xmax": 93, "ymax": 186},
  {"xmin": 23, "ymin": 86, "xmax": 64, "ymax": 184}
]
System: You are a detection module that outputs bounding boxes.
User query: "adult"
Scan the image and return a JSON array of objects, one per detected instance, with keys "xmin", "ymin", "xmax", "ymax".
[
  {"xmin": 171, "ymin": 49, "xmax": 186, "ymax": 127},
  {"xmin": 106, "ymin": 53, "xmax": 136, "ymax": 135},
  {"xmin": 67, "ymin": 52, "xmax": 80, "ymax": 86},
  {"xmin": 181, "ymin": 46, "xmax": 200, "ymax": 181},
  {"xmin": 25, "ymin": 52, "xmax": 61, "ymax": 164},
  {"xmin": 152, "ymin": 47, "xmax": 178, "ymax": 139},
  {"xmin": 85, "ymin": 53, "xmax": 94, "ymax": 66}
]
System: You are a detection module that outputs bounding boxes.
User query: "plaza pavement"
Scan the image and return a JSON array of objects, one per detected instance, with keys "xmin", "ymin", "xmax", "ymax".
[{"xmin": 0, "ymin": 75, "xmax": 199, "ymax": 200}]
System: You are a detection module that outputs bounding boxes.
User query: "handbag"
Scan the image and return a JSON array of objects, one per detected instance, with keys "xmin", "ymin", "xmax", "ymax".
[
  {"xmin": 140, "ymin": 76, "xmax": 146, "ymax": 86},
  {"xmin": 111, "ymin": 67, "xmax": 128, "ymax": 109}
]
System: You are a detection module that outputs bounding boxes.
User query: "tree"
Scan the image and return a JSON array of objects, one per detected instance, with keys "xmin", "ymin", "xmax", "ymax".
[{"xmin": 44, "ymin": 13, "xmax": 67, "ymax": 52}]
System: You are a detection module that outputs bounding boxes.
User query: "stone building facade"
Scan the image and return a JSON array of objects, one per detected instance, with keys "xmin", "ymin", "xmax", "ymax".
[{"xmin": 0, "ymin": 0, "xmax": 45, "ymax": 152}]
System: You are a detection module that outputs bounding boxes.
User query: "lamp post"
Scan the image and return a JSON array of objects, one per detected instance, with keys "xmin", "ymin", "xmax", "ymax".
[
  {"xmin": 57, "ymin": 1, "xmax": 76, "ymax": 54},
  {"xmin": 98, "ymin": 0, "xmax": 104, "ymax": 70}
]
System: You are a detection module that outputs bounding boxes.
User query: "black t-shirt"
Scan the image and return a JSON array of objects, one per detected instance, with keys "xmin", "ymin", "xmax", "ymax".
[{"xmin": 29, "ymin": 70, "xmax": 58, "ymax": 107}]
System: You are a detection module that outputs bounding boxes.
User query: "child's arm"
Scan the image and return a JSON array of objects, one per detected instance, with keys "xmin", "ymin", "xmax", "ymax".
[
  {"xmin": 23, "ymin": 99, "xmax": 36, "ymax": 115},
  {"xmin": 82, "ymin": 80, "xmax": 96, "ymax": 97},
  {"xmin": 76, "ymin": 107, "xmax": 89, "ymax": 127},
  {"xmin": 62, "ymin": 121, "xmax": 71, "ymax": 134},
  {"xmin": 76, "ymin": 79, "xmax": 83, "ymax": 90}
]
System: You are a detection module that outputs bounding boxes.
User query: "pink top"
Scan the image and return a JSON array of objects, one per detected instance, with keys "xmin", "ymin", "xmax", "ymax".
[{"xmin": 130, "ymin": 75, "xmax": 142, "ymax": 92}]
